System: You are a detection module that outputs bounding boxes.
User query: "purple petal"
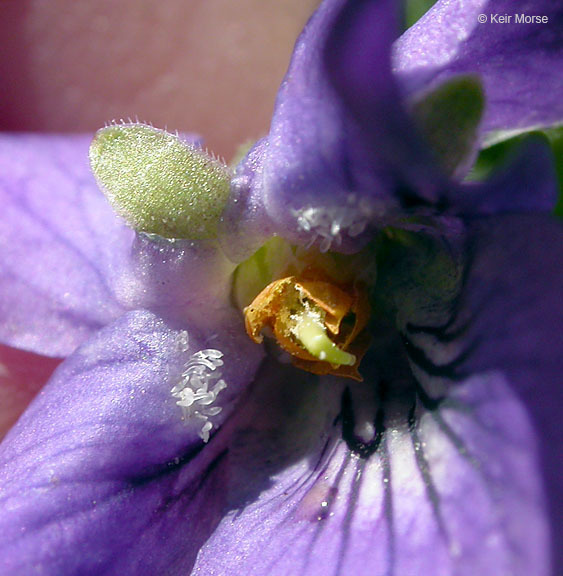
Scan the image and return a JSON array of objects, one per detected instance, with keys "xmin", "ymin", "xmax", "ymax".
[
  {"xmin": 0, "ymin": 134, "xmax": 238, "ymax": 357},
  {"xmin": 394, "ymin": 0, "xmax": 563, "ymax": 134},
  {"xmin": 256, "ymin": 0, "xmax": 444, "ymax": 252},
  {"xmin": 0, "ymin": 309, "xmax": 262, "ymax": 575},
  {"xmin": 451, "ymin": 135, "xmax": 559, "ymax": 215},
  {"xmin": 402, "ymin": 214, "xmax": 563, "ymax": 572},
  {"xmin": 0, "ymin": 134, "xmax": 132, "ymax": 356},
  {"xmin": 218, "ymin": 138, "xmax": 277, "ymax": 263},
  {"xmin": 120, "ymin": 233, "xmax": 240, "ymax": 330},
  {"xmin": 323, "ymin": 0, "xmax": 559, "ymax": 219},
  {"xmin": 323, "ymin": 0, "xmax": 445, "ymax": 196},
  {"xmin": 191, "ymin": 359, "xmax": 548, "ymax": 575}
]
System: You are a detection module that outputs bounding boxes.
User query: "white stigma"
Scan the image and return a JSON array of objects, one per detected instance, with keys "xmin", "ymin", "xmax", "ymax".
[{"xmin": 170, "ymin": 348, "xmax": 227, "ymax": 442}]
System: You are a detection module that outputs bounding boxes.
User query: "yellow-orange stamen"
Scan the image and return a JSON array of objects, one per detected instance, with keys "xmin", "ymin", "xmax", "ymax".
[{"xmin": 244, "ymin": 271, "xmax": 371, "ymax": 380}]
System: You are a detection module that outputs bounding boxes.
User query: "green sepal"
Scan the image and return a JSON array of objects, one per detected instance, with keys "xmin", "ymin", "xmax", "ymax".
[
  {"xmin": 89, "ymin": 123, "xmax": 231, "ymax": 239},
  {"xmin": 413, "ymin": 75, "xmax": 485, "ymax": 176},
  {"xmin": 404, "ymin": 0, "xmax": 437, "ymax": 29},
  {"xmin": 547, "ymin": 127, "xmax": 563, "ymax": 217}
]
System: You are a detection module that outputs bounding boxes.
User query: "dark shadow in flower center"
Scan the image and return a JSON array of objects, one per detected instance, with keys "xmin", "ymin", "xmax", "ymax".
[
  {"xmin": 339, "ymin": 326, "xmax": 420, "ymax": 459},
  {"xmin": 341, "ymin": 386, "xmax": 384, "ymax": 458}
]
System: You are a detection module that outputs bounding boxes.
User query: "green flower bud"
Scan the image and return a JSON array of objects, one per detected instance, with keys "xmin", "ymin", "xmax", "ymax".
[{"xmin": 89, "ymin": 123, "xmax": 231, "ymax": 239}]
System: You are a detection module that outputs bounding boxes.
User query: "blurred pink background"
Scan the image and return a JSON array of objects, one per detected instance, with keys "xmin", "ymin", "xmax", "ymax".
[
  {"xmin": 0, "ymin": 0, "xmax": 320, "ymax": 158},
  {"xmin": 0, "ymin": 0, "xmax": 319, "ymax": 436}
]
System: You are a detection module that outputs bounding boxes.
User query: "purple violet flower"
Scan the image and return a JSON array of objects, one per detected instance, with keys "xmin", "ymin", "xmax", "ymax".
[{"xmin": 1, "ymin": 0, "xmax": 562, "ymax": 575}]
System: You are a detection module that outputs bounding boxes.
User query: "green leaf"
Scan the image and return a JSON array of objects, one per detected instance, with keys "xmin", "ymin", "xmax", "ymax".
[
  {"xmin": 545, "ymin": 127, "xmax": 563, "ymax": 217},
  {"xmin": 413, "ymin": 75, "xmax": 485, "ymax": 176},
  {"xmin": 89, "ymin": 123, "xmax": 231, "ymax": 239},
  {"xmin": 404, "ymin": 0, "xmax": 437, "ymax": 28}
]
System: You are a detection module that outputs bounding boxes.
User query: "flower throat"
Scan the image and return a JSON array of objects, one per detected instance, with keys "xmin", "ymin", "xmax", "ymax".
[{"xmin": 234, "ymin": 238, "xmax": 376, "ymax": 380}]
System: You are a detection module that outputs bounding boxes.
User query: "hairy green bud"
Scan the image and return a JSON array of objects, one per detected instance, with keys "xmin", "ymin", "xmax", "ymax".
[{"xmin": 90, "ymin": 123, "xmax": 231, "ymax": 239}]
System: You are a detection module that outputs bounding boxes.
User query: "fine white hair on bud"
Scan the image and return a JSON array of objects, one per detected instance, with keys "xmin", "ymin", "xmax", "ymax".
[
  {"xmin": 170, "ymin": 348, "xmax": 227, "ymax": 443},
  {"xmin": 89, "ymin": 122, "xmax": 231, "ymax": 240}
]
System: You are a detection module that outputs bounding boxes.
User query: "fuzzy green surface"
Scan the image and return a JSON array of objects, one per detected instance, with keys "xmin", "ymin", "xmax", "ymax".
[{"xmin": 90, "ymin": 124, "xmax": 231, "ymax": 239}]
